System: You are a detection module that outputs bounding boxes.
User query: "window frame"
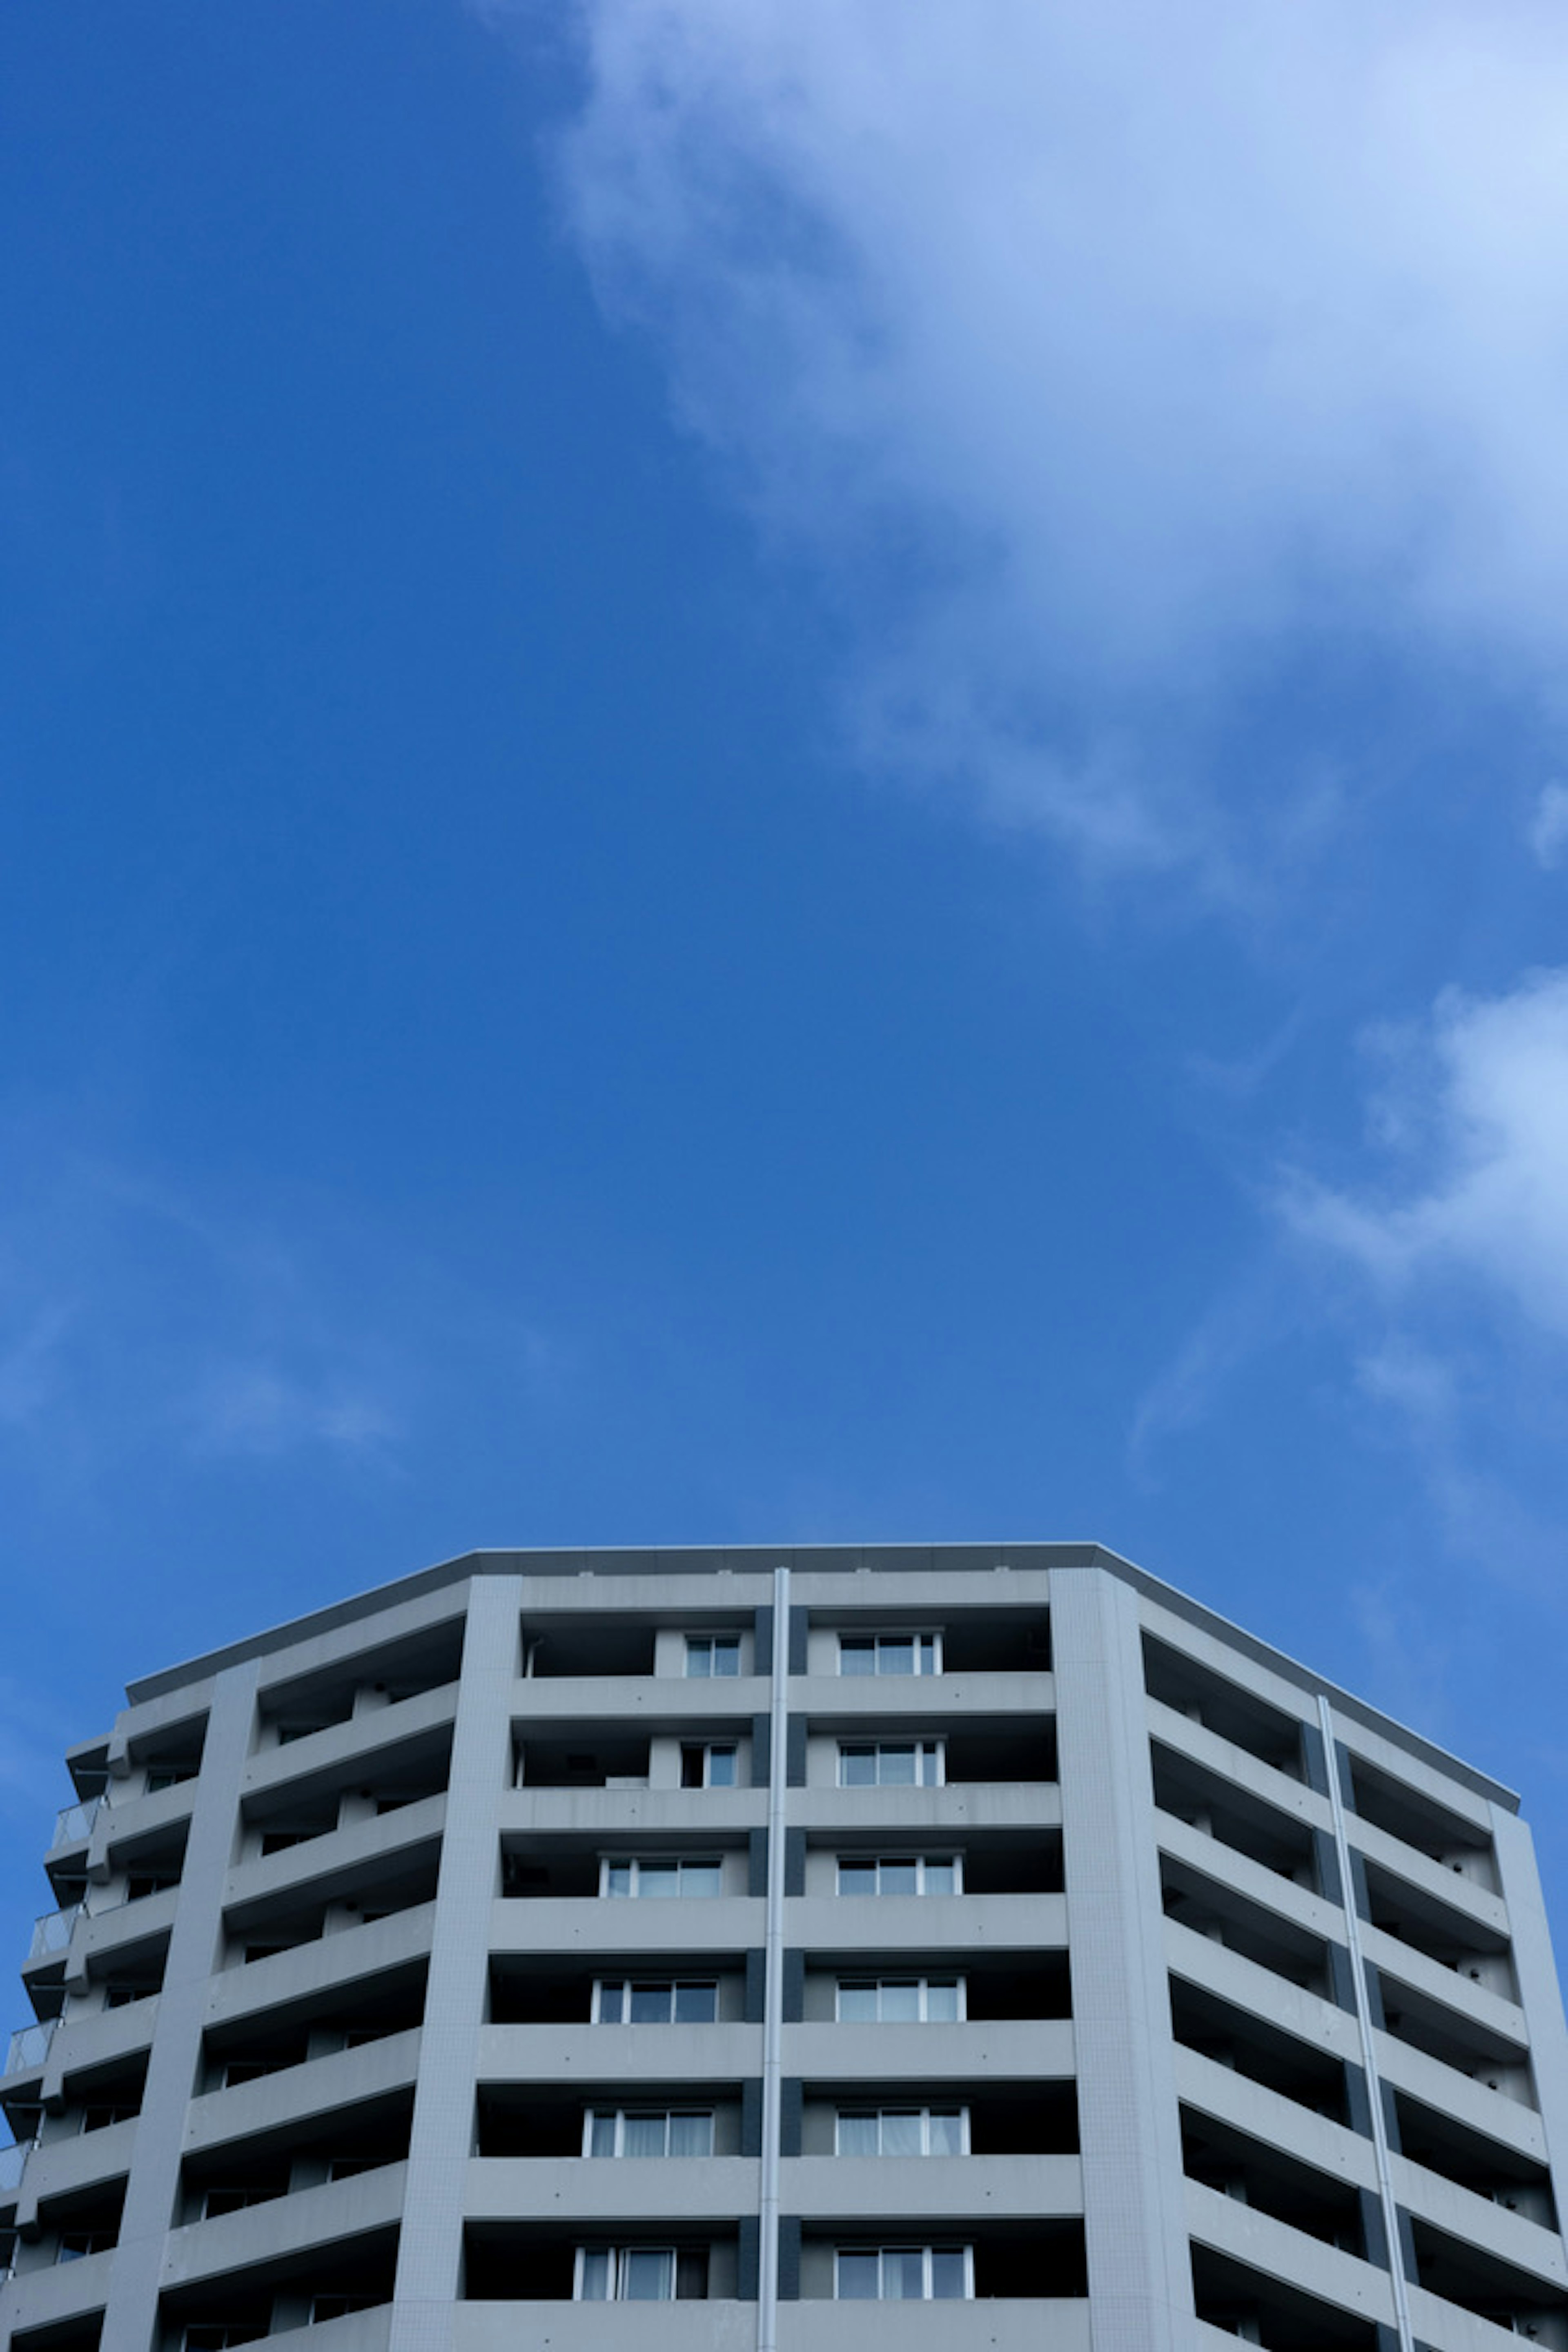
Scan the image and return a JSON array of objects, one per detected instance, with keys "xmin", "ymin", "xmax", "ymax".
[
  {"xmin": 582, "ymin": 2108, "xmax": 717, "ymax": 2158},
  {"xmin": 834, "ymin": 1976, "xmax": 967, "ymax": 2023},
  {"xmin": 573, "ymin": 2245, "xmax": 708, "ymax": 2301},
  {"xmin": 599, "ymin": 1855, "xmax": 726, "ymax": 1900},
  {"xmin": 833, "ymin": 2245, "xmax": 973, "ymax": 2301},
  {"xmin": 834, "ymin": 2107, "xmax": 969, "ymax": 2156},
  {"xmin": 835, "ymin": 1854, "xmax": 961, "ymax": 1897},
  {"xmin": 836, "ymin": 1742, "xmax": 946, "ymax": 1789},
  {"xmin": 837, "ymin": 1632, "xmax": 942, "ymax": 1679},
  {"xmin": 681, "ymin": 1742, "xmax": 739, "ymax": 1790},
  {"xmin": 684, "ymin": 1635, "xmax": 742, "ymax": 1680},
  {"xmin": 591, "ymin": 1978, "xmax": 720, "ymax": 2025}
]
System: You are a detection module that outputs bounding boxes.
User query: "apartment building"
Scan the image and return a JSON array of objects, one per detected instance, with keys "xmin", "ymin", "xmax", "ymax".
[{"xmin": 2, "ymin": 1543, "xmax": 1567, "ymax": 2352}]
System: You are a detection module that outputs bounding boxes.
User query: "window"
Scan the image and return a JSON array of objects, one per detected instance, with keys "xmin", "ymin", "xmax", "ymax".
[
  {"xmin": 126, "ymin": 1873, "xmax": 178, "ymax": 1901},
  {"xmin": 838, "ymin": 1633, "xmax": 940, "ymax": 1677},
  {"xmin": 836, "ymin": 2109, "xmax": 967, "ymax": 2155},
  {"xmin": 223, "ymin": 2058, "xmax": 287, "ymax": 2088},
  {"xmin": 326, "ymin": 2156, "xmax": 379, "ymax": 2180},
  {"xmin": 837, "ymin": 1743, "xmax": 944, "ymax": 1789},
  {"xmin": 835, "ymin": 1978, "xmax": 964, "ymax": 2023},
  {"xmin": 145, "ymin": 1766, "xmax": 196, "ymax": 1794},
  {"xmin": 80, "ymin": 2103, "xmax": 137, "ymax": 2132},
  {"xmin": 103, "ymin": 1982, "xmax": 157, "ymax": 2008},
  {"xmin": 575, "ymin": 2247, "xmax": 709, "ymax": 2301},
  {"xmin": 835, "ymin": 2246, "xmax": 971, "ymax": 2301},
  {"xmin": 56, "ymin": 2231, "xmax": 116, "ymax": 2262},
  {"xmin": 183, "ymin": 2330, "xmax": 267, "ymax": 2350},
  {"xmin": 685, "ymin": 1636, "xmax": 740, "ymax": 1679},
  {"xmin": 681, "ymin": 1744, "xmax": 739, "ymax": 1789},
  {"xmin": 260, "ymin": 1831, "xmax": 308, "ymax": 1855},
  {"xmin": 203, "ymin": 2187, "xmax": 277, "ymax": 2218},
  {"xmin": 585, "ymin": 2110, "xmax": 715, "ymax": 2157},
  {"xmin": 601, "ymin": 1857, "xmax": 724, "ymax": 1898},
  {"xmin": 836, "ymin": 1855, "xmax": 960, "ymax": 1897},
  {"xmin": 310, "ymin": 2298, "xmax": 377, "ymax": 2324},
  {"xmin": 593, "ymin": 1979, "xmax": 719, "ymax": 2025}
]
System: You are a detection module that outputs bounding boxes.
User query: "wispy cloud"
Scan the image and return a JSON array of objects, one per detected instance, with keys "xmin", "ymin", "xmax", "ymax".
[
  {"xmin": 510, "ymin": 0, "xmax": 1568, "ymax": 882},
  {"xmin": 1285, "ymin": 969, "xmax": 1568, "ymax": 1338},
  {"xmin": 1529, "ymin": 782, "xmax": 1568, "ymax": 870},
  {"xmin": 0, "ymin": 1117, "xmax": 408, "ymax": 1481}
]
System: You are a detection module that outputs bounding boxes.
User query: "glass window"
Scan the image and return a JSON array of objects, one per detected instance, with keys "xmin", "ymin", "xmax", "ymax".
[
  {"xmin": 685, "ymin": 1637, "xmax": 741, "ymax": 1679},
  {"xmin": 837, "ymin": 1743, "xmax": 944, "ymax": 1788},
  {"xmin": 575, "ymin": 2247, "xmax": 708, "ymax": 2301},
  {"xmin": 593, "ymin": 1979, "xmax": 719, "ymax": 2025},
  {"xmin": 585, "ymin": 2109, "xmax": 715, "ymax": 2158},
  {"xmin": 834, "ymin": 1978, "xmax": 965, "ymax": 2023},
  {"xmin": 601, "ymin": 1857, "xmax": 724, "ymax": 1898},
  {"xmin": 836, "ymin": 1855, "xmax": 960, "ymax": 1896},
  {"xmin": 837, "ymin": 1634, "xmax": 940, "ymax": 1677},
  {"xmin": 835, "ymin": 2108, "xmax": 967, "ymax": 2155},
  {"xmin": 834, "ymin": 2247, "xmax": 972, "ymax": 2301},
  {"xmin": 682, "ymin": 1744, "xmax": 739, "ymax": 1789}
]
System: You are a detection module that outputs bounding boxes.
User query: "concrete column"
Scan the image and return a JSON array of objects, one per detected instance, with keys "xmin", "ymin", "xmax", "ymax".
[
  {"xmin": 1052, "ymin": 1566, "xmax": 1197, "ymax": 2352},
  {"xmin": 389, "ymin": 1575, "xmax": 521, "ymax": 2352},
  {"xmin": 102, "ymin": 1654, "xmax": 261, "ymax": 2352},
  {"xmin": 1492, "ymin": 1804, "xmax": 1568, "ymax": 2265}
]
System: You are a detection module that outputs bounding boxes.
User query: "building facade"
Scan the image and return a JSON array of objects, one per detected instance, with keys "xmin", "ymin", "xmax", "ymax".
[{"xmin": 2, "ymin": 1543, "xmax": 1568, "ymax": 2352}]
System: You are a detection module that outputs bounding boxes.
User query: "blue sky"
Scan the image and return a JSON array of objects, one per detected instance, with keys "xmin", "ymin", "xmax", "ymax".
[{"xmin": 4, "ymin": 0, "xmax": 1568, "ymax": 1962}]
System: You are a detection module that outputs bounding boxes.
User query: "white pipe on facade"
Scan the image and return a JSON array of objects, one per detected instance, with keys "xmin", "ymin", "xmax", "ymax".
[{"xmin": 757, "ymin": 1562, "xmax": 791, "ymax": 2352}]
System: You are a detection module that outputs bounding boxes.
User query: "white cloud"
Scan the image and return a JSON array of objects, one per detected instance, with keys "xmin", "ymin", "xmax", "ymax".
[
  {"xmin": 1288, "ymin": 968, "xmax": 1568, "ymax": 1337},
  {"xmin": 521, "ymin": 0, "xmax": 1568, "ymax": 872},
  {"xmin": 1529, "ymin": 782, "xmax": 1568, "ymax": 870}
]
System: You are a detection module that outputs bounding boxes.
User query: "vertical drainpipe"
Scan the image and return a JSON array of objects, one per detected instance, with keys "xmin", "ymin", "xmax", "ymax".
[
  {"xmin": 1317, "ymin": 1695, "xmax": 1415, "ymax": 2352},
  {"xmin": 758, "ymin": 1563, "xmax": 791, "ymax": 2352}
]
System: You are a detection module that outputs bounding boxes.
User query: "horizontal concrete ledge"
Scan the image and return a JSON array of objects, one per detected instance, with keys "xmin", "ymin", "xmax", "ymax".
[
  {"xmin": 491, "ymin": 1896, "xmax": 765, "ymax": 1955},
  {"xmin": 791, "ymin": 1672, "xmax": 1056, "ymax": 1721},
  {"xmin": 782, "ymin": 2152, "xmax": 1083, "ymax": 2221},
  {"xmin": 0, "ymin": 2240, "xmax": 115, "ymax": 2333},
  {"xmin": 788, "ymin": 1784, "xmax": 1062, "ymax": 1834},
  {"xmin": 185, "ymin": 2027, "xmax": 423, "ymax": 2154},
  {"xmin": 453, "ymin": 2304, "xmax": 758, "ymax": 2352},
  {"xmin": 204, "ymin": 1904, "xmax": 436, "ymax": 2026},
  {"xmin": 160, "ymin": 2163, "xmax": 406, "ymax": 2287},
  {"xmin": 780, "ymin": 2302, "xmax": 1092, "ymax": 2350},
  {"xmin": 511, "ymin": 1677, "xmax": 770, "ymax": 1722},
  {"xmin": 1185, "ymin": 2179, "xmax": 1396, "ymax": 2330},
  {"xmin": 478, "ymin": 2023, "xmax": 762, "ymax": 2082},
  {"xmin": 499, "ymin": 1788, "xmax": 768, "ymax": 1835},
  {"xmin": 789, "ymin": 1891, "xmax": 1066, "ymax": 1956},
  {"xmin": 449, "ymin": 2302, "xmax": 1091, "ymax": 2352},
  {"xmin": 784, "ymin": 2020, "xmax": 1075, "ymax": 2082},
  {"xmin": 466, "ymin": 2154, "xmax": 760, "ymax": 2222}
]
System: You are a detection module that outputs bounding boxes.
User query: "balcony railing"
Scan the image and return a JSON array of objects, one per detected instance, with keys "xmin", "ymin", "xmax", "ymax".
[
  {"xmin": 52, "ymin": 1796, "xmax": 103, "ymax": 1849},
  {"xmin": 4, "ymin": 2019, "xmax": 56, "ymax": 2075},
  {"xmin": 0, "ymin": 2137, "xmax": 33, "ymax": 2194},
  {"xmin": 28, "ymin": 1904, "xmax": 84, "ymax": 1964}
]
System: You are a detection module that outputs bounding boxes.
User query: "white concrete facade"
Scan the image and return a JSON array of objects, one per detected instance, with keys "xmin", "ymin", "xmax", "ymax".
[{"xmin": 2, "ymin": 1542, "xmax": 1566, "ymax": 2352}]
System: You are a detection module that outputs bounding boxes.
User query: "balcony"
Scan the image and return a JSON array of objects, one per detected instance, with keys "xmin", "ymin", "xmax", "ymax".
[
  {"xmin": 27, "ymin": 1907, "xmax": 83, "ymax": 1967},
  {"xmin": 4, "ymin": 2020, "xmax": 58, "ymax": 2080},
  {"xmin": 49, "ymin": 1800, "xmax": 103, "ymax": 1855}
]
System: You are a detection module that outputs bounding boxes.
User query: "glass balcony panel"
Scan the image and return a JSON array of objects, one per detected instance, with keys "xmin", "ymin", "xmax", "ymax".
[
  {"xmin": 29, "ymin": 1906, "xmax": 82, "ymax": 1962},
  {"xmin": 52, "ymin": 1798, "xmax": 102, "ymax": 1849},
  {"xmin": 6, "ymin": 2019, "xmax": 58, "ymax": 2072}
]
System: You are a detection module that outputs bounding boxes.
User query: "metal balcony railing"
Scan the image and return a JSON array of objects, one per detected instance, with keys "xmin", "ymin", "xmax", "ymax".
[
  {"xmin": 4, "ymin": 2019, "xmax": 56, "ymax": 2075},
  {"xmin": 51, "ymin": 1796, "xmax": 103, "ymax": 1849}
]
